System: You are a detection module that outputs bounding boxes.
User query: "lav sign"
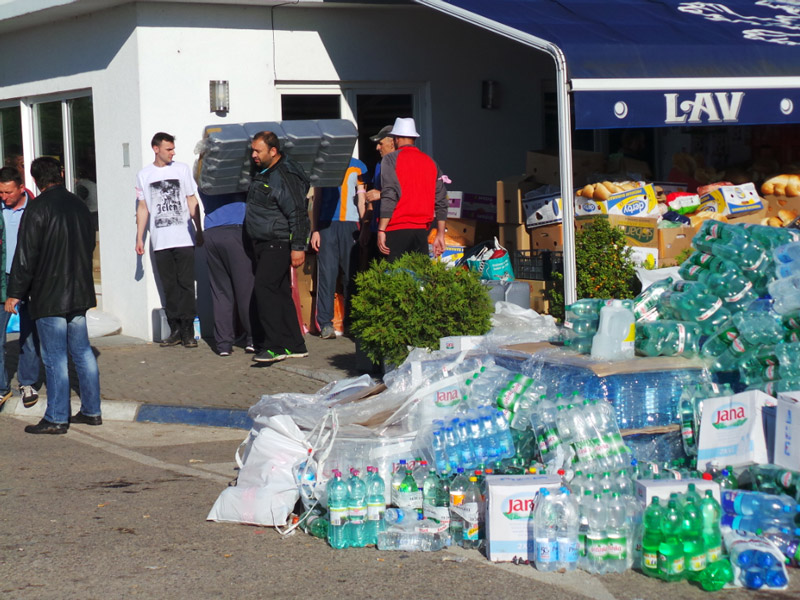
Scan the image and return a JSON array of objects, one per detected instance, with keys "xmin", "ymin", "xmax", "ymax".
[{"xmin": 665, "ymin": 92, "xmax": 745, "ymax": 124}]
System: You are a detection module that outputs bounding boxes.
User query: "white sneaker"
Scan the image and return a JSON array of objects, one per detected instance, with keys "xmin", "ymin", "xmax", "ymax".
[{"xmin": 20, "ymin": 385, "xmax": 39, "ymax": 408}]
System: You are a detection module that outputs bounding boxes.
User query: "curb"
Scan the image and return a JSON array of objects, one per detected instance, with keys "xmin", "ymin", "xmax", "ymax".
[{"xmin": 1, "ymin": 396, "xmax": 252, "ymax": 430}]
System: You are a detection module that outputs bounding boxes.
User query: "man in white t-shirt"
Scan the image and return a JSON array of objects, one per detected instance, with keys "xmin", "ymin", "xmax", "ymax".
[{"xmin": 135, "ymin": 132, "xmax": 203, "ymax": 347}]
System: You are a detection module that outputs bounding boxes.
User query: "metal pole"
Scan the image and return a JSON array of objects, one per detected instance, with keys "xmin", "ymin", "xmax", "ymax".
[{"xmin": 554, "ymin": 54, "xmax": 577, "ymax": 306}]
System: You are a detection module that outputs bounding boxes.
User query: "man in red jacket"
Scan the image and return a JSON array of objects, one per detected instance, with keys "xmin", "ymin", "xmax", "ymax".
[{"xmin": 376, "ymin": 118, "xmax": 448, "ymax": 261}]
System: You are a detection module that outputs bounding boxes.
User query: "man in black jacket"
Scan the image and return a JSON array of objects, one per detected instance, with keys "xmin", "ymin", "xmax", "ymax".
[
  {"xmin": 245, "ymin": 131, "xmax": 310, "ymax": 363},
  {"xmin": 5, "ymin": 157, "xmax": 100, "ymax": 434}
]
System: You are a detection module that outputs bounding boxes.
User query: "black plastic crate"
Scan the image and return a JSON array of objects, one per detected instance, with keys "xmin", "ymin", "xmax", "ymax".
[{"xmin": 511, "ymin": 249, "xmax": 563, "ymax": 280}]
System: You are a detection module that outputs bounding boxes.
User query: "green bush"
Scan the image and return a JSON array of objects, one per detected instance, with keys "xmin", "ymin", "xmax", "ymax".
[
  {"xmin": 350, "ymin": 253, "xmax": 493, "ymax": 366},
  {"xmin": 544, "ymin": 218, "xmax": 639, "ymax": 321}
]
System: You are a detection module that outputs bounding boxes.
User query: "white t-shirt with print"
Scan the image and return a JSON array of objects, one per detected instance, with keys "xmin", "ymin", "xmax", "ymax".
[{"xmin": 136, "ymin": 161, "xmax": 198, "ymax": 251}]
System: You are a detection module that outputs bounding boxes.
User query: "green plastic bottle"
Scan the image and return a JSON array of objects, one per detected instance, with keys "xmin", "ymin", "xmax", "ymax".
[
  {"xmin": 657, "ymin": 499, "xmax": 685, "ymax": 581},
  {"xmin": 700, "ymin": 490, "xmax": 723, "ymax": 564},
  {"xmin": 641, "ymin": 497, "xmax": 663, "ymax": 579},
  {"xmin": 681, "ymin": 497, "xmax": 707, "ymax": 580}
]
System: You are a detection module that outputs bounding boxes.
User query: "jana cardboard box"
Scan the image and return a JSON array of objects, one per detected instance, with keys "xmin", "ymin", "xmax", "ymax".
[
  {"xmin": 439, "ymin": 335, "xmax": 484, "ymax": 352},
  {"xmin": 658, "ymin": 225, "xmax": 697, "ymax": 264},
  {"xmin": 697, "ymin": 390, "xmax": 776, "ymax": 468},
  {"xmin": 635, "ymin": 478, "xmax": 721, "ymax": 506},
  {"xmin": 698, "ymin": 183, "xmax": 763, "ymax": 217},
  {"xmin": 447, "ymin": 191, "xmax": 497, "ymax": 222},
  {"xmin": 496, "ymin": 175, "xmax": 540, "ymax": 224},
  {"xmin": 525, "ymin": 149, "xmax": 606, "ymax": 186},
  {"xmin": 774, "ymin": 391, "xmax": 800, "ymax": 470},
  {"xmin": 485, "ymin": 474, "xmax": 562, "ymax": 562}
]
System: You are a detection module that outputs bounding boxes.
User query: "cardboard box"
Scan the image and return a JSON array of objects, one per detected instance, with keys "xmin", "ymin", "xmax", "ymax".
[
  {"xmin": 698, "ymin": 183, "xmax": 763, "ymax": 217},
  {"xmin": 485, "ymin": 474, "xmax": 562, "ymax": 562},
  {"xmin": 658, "ymin": 225, "xmax": 696, "ymax": 264},
  {"xmin": 519, "ymin": 279, "xmax": 549, "ymax": 314},
  {"xmin": 497, "ymin": 223, "xmax": 532, "ymax": 253},
  {"xmin": 525, "ymin": 149, "xmax": 606, "ymax": 186},
  {"xmin": 523, "ymin": 190, "xmax": 599, "ymax": 228},
  {"xmin": 604, "ymin": 184, "xmax": 660, "ymax": 217},
  {"xmin": 496, "ymin": 175, "xmax": 539, "ymax": 224},
  {"xmin": 576, "ymin": 215, "xmax": 659, "ymax": 249},
  {"xmin": 775, "ymin": 391, "xmax": 800, "ymax": 470},
  {"xmin": 697, "ymin": 391, "xmax": 776, "ymax": 468},
  {"xmin": 531, "ymin": 224, "xmax": 563, "ymax": 251},
  {"xmin": 635, "ymin": 478, "xmax": 721, "ymax": 506},
  {"xmin": 443, "ymin": 218, "xmax": 477, "ymax": 247},
  {"xmin": 447, "ymin": 191, "xmax": 497, "ymax": 222},
  {"xmin": 296, "ymin": 253, "xmax": 317, "ymax": 334}
]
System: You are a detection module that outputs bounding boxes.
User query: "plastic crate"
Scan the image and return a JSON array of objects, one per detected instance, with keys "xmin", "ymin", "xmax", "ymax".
[{"xmin": 511, "ymin": 249, "xmax": 563, "ymax": 280}]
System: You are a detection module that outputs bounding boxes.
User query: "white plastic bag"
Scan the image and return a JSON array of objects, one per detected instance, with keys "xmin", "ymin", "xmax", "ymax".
[{"xmin": 482, "ymin": 301, "xmax": 559, "ymax": 346}]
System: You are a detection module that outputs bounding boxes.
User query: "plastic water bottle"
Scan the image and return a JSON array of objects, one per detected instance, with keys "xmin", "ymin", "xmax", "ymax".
[
  {"xmin": 533, "ymin": 488, "xmax": 559, "ymax": 571},
  {"xmin": 605, "ymin": 492, "xmax": 629, "ymax": 573},
  {"xmin": 326, "ymin": 469, "xmax": 349, "ymax": 549},
  {"xmin": 365, "ymin": 466, "xmax": 386, "ymax": 545},
  {"xmin": 412, "ymin": 458, "xmax": 429, "ymax": 490},
  {"xmin": 773, "ymin": 240, "xmax": 800, "ymax": 265},
  {"xmin": 441, "ymin": 427, "xmax": 463, "ymax": 472},
  {"xmin": 454, "ymin": 419, "xmax": 477, "ymax": 469},
  {"xmin": 591, "ymin": 300, "xmax": 635, "ymax": 361},
  {"xmin": 720, "ymin": 514, "xmax": 800, "ymax": 534},
  {"xmin": 633, "ymin": 277, "xmax": 673, "ymax": 321},
  {"xmin": 346, "ymin": 469, "xmax": 368, "ymax": 547},
  {"xmin": 300, "ymin": 510, "xmax": 329, "ymax": 539},
  {"xmin": 555, "ymin": 487, "xmax": 579, "ymax": 572},
  {"xmin": 479, "ymin": 411, "xmax": 502, "ymax": 461},
  {"xmin": 700, "ymin": 491, "xmax": 722, "ymax": 564},
  {"xmin": 721, "ymin": 490, "xmax": 800, "ymax": 518},
  {"xmin": 431, "ymin": 430, "xmax": 449, "ymax": 474},
  {"xmin": 391, "ymin": 459, "xmax": 408, "ymax": 494},
  {"xmin": 641, "ymin": 497, "xmax": 663, "ymax": 578},
  {"xmin": 585, "ymin": 493, "xmax": 609, "ymax": 574},
  {"xmin": 534, "ymin": 397, "xmax": 562, "ymax": 466},
  {"xmin": 768, "ymin": 274, "xmax": 800, "ymax": 314},
  {"xmin": 422, "ymin": 470, "xmax": 450, "ymax": 532},
  {"xmin": 460, "ymin": 476, "xmax": 482, "ymax": 549},
  {"xmin": 449, "ymin": 468, "xmax": 468, "ymax": 542},
  {"xmin": 491, "ymin": 410, "xmax": 515, "ymax": 459},
  {"xmin": 635, "ymin": 320, "xmax": 703, "ymax": 357},
  {"xmin": 657, "ymin": 498, "xmax": 685, "ymax": 581},
  {"xmin": 681, "ymin": 496, "xmax": 707, "ymax": 580},
  {"xmin": 761, "ymin": 529, "xmax": 800, "ymax": 567},
  {"xmin": 377, "ymin": 511, "xmax": 448, "ymax": 552}
]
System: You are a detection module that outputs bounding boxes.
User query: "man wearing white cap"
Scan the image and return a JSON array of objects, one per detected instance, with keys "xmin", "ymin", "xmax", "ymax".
[{"xmin": 377, "ymin": 117, "xmax": 448, "ymax": 261}]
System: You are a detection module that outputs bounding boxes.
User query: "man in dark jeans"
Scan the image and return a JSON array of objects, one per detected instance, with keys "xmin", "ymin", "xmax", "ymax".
[
  {"xmin": 6, "ymin": 157, "xmax": 100, "ymax": 434},
  {"xmin": 245, "ymin": 131, "xmax": 310, "ymax": 363}
]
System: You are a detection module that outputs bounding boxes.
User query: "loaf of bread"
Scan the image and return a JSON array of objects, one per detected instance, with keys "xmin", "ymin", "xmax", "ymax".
[
  {"xmin": 780, "ymin": 209, "xmax": 799, "ymax": 225},
  {"xmin": 762, "ymin": 174, "xmax": 800, "ymax": 197},
  {"xmin": 577, "ymin": 181, "xmax": 644, "ymax": 201}
]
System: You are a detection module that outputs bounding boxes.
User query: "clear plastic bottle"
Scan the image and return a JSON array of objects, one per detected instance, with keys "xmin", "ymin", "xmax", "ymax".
[
  {"xmin": 412, "ymin": 458, "xmax": 429, "ymax": 491},
  {"xmin": 533, "ymin": 488, "xmax": 559, "ymax": 571},
  {"xmin": 346, "ymin": 469, "xmax": 368, "ymax": 547},
  {"xmin": 441, "ymin": 427, "xmax": 463, "ymax": 472},
  {"xmin": 768, "ymin": 274, "xmax": 800, "ymax": 314},
  {"xmin": 454, "ymin": 419, "xmax": 477, "ymax": 470},
  {"xmin": 449, "ymin": 468, "xmax": 468, "ymax": 544},
  {"xmin": 555, "ymin": 487, "xmax": 579, "ymax": 572},
  {"xmin": 721, "ymin": 490, "xmax": 800, "ymax": 518},
  {"xmin": 431, "ymin": 430, "xmax": 449, "ymax": 474},
  {"xmin": 391, "ymin": 459, "xmax": 408, "ymax": 494},
  {"xmin": 326, "ymin": 469, "xmax": 349, "ymax": 549},
  {"xmin": 377, "ymin": 512, "xmax": 448, "ymax": 552},
  {"xmin": 460, "ymin": 476, "xmax": 483, "ymax": 549},
  {"xmin": 422, "ymin": 469, "xmax": 450, "ymax": 534},
  {"xmin": 491, "ymin": 410, "xmax": 515, "ymax": 459},
  {"xmin": 394, "ymin": 469, "xmax": 422, "ymax": 513},
  {"xmin": 591, "ymin": 300, "xmax": 635, "ymax": 361},
  {"xmin": 584, "ymin": 493, "xmax": 608, "ymax": 574},
  {"xmin": 605, "ymin": 492, "xmax": 629, "ymax": 573},
  {"xmin": 533, "ymin": 396, "xmax": 561, "ymax": 466},
  {"xmin": 365, "ymin": 466, "xmax": 386, "ymax": 546}
]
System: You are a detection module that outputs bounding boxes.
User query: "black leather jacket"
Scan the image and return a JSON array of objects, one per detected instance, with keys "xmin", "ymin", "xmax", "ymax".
[
  {"xmin": 7, "ymin": 184, "xmax": 96, "ymax": 320},
  {"xmin": 244, "ymin": 155, "xmax": 310, "ymax": 251}
]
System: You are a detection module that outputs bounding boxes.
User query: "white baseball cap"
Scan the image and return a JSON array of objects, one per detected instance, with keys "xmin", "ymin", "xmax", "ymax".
[{"xmin": 389, "ymin": 117, "xmax": 420, "ymax": 138}]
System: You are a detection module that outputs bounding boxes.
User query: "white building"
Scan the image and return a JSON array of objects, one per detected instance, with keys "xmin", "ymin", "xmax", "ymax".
[{"xmin": 0, "ymin": 0, "xmax": 551, "ymax": 340}]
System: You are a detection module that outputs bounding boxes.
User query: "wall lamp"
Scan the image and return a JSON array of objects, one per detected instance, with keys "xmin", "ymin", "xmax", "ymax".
[{"xmin": 210, "ymin": 80, "xmax": 230, "ymax": 113}]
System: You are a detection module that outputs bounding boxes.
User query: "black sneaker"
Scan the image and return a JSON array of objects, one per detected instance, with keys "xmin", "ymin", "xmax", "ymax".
[
  {"xmin": 159, "ymin": 330, "xmax": 182, "ymax": 347},
  {"xmin": 70, "ymin": 412, "xmax": 103, "ymax": 426},
  {"xmin": 253, "ymin": 349, "xmax": 287, "ymax": 363},
  {"xmin": 25, "ymin": 418, "xmax": 68, "ymax": 434}
]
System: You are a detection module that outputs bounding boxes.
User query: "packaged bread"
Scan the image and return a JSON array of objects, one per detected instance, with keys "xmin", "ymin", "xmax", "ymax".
[
  {"xmin": 761, "ymin": 174, "xmax": 800, "ymax": 197},
  {"xmin": 689, "ymin": 211, "xmax": 727, "ymax": 228}
]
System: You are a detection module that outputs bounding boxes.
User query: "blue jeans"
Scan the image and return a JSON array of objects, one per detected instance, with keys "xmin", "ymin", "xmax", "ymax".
[
  {"xmin": 36, "ymin": 312, "xmax": 101, "ymax": 425},
  {"xmin": 0, "ymin": 302, "xmax": 42, "ymax": 393}
]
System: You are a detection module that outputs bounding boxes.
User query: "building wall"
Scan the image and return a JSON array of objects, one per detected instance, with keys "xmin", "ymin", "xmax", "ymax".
[{"xmin": 0, "ymin": 2, "xmax": 552, "ymax": 340}]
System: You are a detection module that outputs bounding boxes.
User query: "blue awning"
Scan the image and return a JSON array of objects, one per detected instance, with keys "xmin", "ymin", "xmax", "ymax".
[{"xmin": 415, "ymin": 0, "xmax": 800, "ymax": 128}]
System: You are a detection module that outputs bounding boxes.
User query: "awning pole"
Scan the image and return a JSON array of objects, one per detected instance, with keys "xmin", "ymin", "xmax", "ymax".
[{"xmin": 554, "ymin": 53, "xmax": 577, "ymax": 306}]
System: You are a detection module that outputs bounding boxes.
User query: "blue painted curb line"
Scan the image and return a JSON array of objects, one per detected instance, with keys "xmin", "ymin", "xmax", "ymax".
[{"xmin": 135, "ymin": 405, "xmax": 252, "ymax": 430}]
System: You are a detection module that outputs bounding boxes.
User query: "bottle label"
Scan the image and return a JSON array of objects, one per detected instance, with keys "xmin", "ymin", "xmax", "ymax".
[
  {"xmin": 688, "ymin": 551, "xmax": 707, "ymax": 572},
  {"xmin": 742, "ymin": 250, "xmax": 767, "ymax": 272},
  {"xmin": 452, "ymin": 501, "xmax": 479, "ymax": 523},
  {"xmin": 659, "ymin": 553, "xmax": 685, "ymax": 575},
  {"xmin": 578, "ymin": 531, "xmax": 587, "ymax": 557},
  {"xmin": 605, "ymin": 535, "xmax": 627, "ymax": 560},
  {"xmin": 573, "ymin": 439, "xmax": 594, "ymax": 463},
  {"xmin": 779, "ymin": 471, "xmax": 794, "ymax": 490},
  {"xmin": 393, "ymin": 489, "xmax": 422, "ymax": 509},
  {"xmin": 681, "ymin": 420, "xmax": 695, "ymax": 443},
  {"xmin": 536, "ymin": 539, "xmax": 558, "ymax": 563},
  {"xmin": 348, "ymin": 505, "xmax": 367, "ymax": 525},
  {"xmin": 544, "ymin": 429, "xmax": 560, "ymax": 450},
  {"xmin": 329, "ymin": 506, "xmax": 348, "ymax": 526},
  {"xmin": 730, "ymin": 337, "xmax": 747, "ymax": 355},
  {"xmin": 676, "ymin": 323, "xmax": 686, "ymax": 354},
  {"xmin": 696, "ymin": 298, "xmax": 723, "ymax": 321},
  {"xmin": 726, "ymin": 280, "xmax": 753, "ymax": 303},
  {"xmin": 706, "ymin": 544, "xmax": 722, "ymax": 563},
  {"xmin": 766, "ymin": 365, "xmax": 777, "ymax": 380},
  {"xmin": 643, "ymin": 551, "xmax": 658, "ymax": 570},
  {"xmin": 422, "ymin": 503, "xmax": 451, "ymax": 527},
  {"xmin": 367, "ymin": 502, "xmax": 385, "ymax": 521},
  {"xmin": 450, "ymin": 492, "xmax": 465, "ymax": 507},
  {"xmin": 587, "ymin": 535, "xmax": 607, "ymax": 560},
  {"xmin": 557, "ymin": 537, "xmax": 579, "ymax": 563}
]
